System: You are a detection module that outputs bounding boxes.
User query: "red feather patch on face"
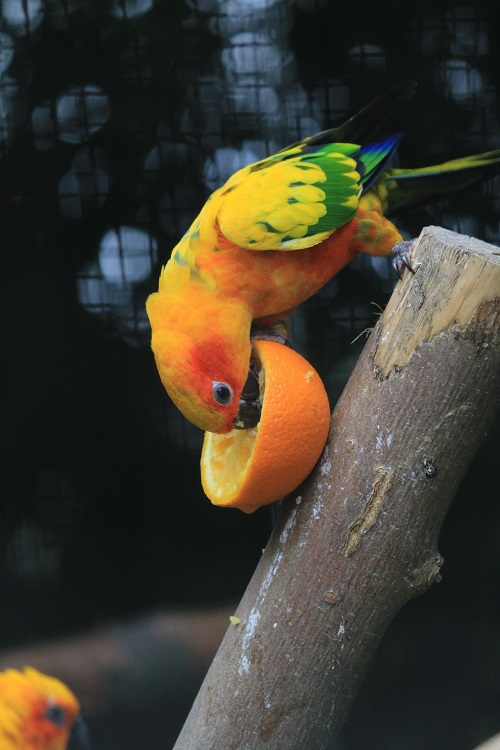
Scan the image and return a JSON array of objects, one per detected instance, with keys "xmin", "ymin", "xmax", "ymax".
[
  {"xmin": 190, "ymin": 334, "xmax": 238, "ymax": 388},
  {"xmin": 182, "ymin": 332, "xmax": 246, "ymax": 433}
]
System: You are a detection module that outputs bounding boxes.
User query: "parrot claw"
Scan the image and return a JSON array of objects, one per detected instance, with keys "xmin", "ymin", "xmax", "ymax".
[
  {"xmin": 250, "ymin": 319, "xmax": 292, "ymax": 347},
  {"xmin": 391, "ymin": 239, "xmax": 416, "ymax": 280}
]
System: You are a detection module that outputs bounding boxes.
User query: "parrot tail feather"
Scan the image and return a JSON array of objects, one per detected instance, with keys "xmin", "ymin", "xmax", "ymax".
[
  {"xmin": 378, "ymin": 149, "xmax": 500, "ymax": 216},
  {"xmin": 281, "ymin": 80, "xmax": 417, "ymax": 153}
]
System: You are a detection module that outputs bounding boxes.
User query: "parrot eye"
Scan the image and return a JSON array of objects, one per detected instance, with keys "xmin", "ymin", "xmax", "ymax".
[
  {"xmin": 45, "ymin": 704, "xmax": 67, "ymax": 727},
  {"xmin": 212, "ymin": 381, "xmax": 234, "ymax": 406}
]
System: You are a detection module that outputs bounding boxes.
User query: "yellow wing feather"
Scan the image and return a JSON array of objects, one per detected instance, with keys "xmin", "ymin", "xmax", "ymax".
[{"xmin": 216, "ymin": 151, "xmax": 361, "ymax": 251}]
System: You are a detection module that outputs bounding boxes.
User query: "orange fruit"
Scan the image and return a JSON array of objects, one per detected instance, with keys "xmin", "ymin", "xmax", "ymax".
[{"xmin": 200, "ymin": 339, "xmax": 331, "ymax": 513}]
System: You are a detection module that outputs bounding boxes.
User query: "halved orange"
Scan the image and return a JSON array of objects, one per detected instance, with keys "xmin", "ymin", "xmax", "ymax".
[{"xmin": 201, "ymin": 339, "xmax": 331, "ymax": 513}]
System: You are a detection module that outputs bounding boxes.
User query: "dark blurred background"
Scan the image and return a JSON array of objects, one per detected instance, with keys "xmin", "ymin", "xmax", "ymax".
[{"xmin": 1, "ymin": 0, "xmax": 499, "ymax": 748}]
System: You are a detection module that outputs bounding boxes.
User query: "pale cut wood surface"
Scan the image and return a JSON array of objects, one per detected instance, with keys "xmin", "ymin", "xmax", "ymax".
[
  {"xmin": 374, "ymin": 227, "xmax": 500, "ymax": 375},
  {"xmin": 173, "ymin": 226, "xmax": 500, "ymax": 750}
]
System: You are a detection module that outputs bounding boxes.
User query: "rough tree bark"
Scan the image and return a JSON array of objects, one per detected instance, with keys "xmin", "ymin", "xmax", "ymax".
[{"xmin": 174, "ymin": 226, "xmax": 500, "ymax": 750}]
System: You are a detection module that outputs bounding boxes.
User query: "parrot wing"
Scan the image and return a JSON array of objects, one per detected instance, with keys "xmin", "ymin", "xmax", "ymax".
[{"xmin": 216, "ymin": 136, "xmax": 401, "ymax": 251}]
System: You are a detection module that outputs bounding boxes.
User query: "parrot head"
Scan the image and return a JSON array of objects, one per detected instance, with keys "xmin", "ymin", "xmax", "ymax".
[
  {"xmin": 0, "ymin": 667, "xmax": 91, "ymax": 750},
  {"xmin": 147, "ymin": 288, "xmax": 258, "ymax": 433}
]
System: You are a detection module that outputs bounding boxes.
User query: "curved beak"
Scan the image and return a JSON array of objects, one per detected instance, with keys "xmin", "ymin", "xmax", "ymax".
[
  {"xmin": 234, "ymin": 363, "xmax": 261, "ymax": 429},
  {"xmin": 68, "ymin": 715, "xmax": 92, "ymax": 750}
]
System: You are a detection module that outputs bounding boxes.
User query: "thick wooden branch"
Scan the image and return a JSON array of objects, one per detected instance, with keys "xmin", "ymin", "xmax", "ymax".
[{"xmin": 174, "ymin": 226, "xmax": 500, "ymax": 750}]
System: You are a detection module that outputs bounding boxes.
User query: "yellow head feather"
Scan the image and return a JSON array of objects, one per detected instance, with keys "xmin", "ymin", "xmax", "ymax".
[
  {"xmin": 146, "ymin": 284, "xmax": 252, "ymax": 433},
  {"xmin": 0, "ymin": 667, "xmax": 81, "ymax": 750}
]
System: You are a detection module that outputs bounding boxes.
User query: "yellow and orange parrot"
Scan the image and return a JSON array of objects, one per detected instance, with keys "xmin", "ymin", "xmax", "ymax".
[
  {"xmin": 146, "ymin": 81, "xmax": 500, "ymax": 433},
  {"xmin": 0, "ymin": 667, "xmax": 90, "ymax": 750}
]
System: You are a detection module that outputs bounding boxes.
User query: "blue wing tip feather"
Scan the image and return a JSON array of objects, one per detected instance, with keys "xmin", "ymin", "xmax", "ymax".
[
  {"xmin": 361, "ymin": 134, "xmax": 403, "ymax": 155},
  {"xmin": 359, "ymin": 134, "xmax": 403, "ymax": 191}
]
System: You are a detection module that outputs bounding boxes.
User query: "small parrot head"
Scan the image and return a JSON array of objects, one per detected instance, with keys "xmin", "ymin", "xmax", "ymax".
[
  {"xmin": 0, "ymin": 667, "xmax": 91, "ymax": 750},
  {"xmin": 147, "ymin": 288, "xmax": 257, "ymax": 433}
]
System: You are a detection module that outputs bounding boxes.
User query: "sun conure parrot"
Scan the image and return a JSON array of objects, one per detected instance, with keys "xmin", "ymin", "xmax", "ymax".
[
  {"xmin": 0, "ymin": 667, "xmax": 90, "ymax": 750},
  {"xmin": 146, "ymin": 81, "xmax": 500, "ymax": 434}
]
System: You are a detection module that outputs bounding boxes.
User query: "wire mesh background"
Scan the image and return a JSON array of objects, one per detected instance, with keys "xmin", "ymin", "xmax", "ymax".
[{"xmin": 1, "ymin": 1, "xmax": 499, "ymax": 749}]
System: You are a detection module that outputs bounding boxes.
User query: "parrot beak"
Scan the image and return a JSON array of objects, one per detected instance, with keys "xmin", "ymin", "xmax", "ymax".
[
  {"xmin": 67, "ymin": 714, "xmax": 92, "ymax": 750},
  {"xmin": 234, "ymin": 363, "xmax": 261, "ymax": 429}
]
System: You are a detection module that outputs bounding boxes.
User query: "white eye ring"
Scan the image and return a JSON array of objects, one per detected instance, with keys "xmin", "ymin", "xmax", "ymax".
[{"xmin": 212, "ymin": 381, "xmax": 234, "ymax": 406}]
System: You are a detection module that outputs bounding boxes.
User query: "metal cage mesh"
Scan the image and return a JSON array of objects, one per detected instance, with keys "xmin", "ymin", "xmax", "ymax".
[{"xmin": 1, "ymin": 1, "xmax": 499, "ymax": 748}]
